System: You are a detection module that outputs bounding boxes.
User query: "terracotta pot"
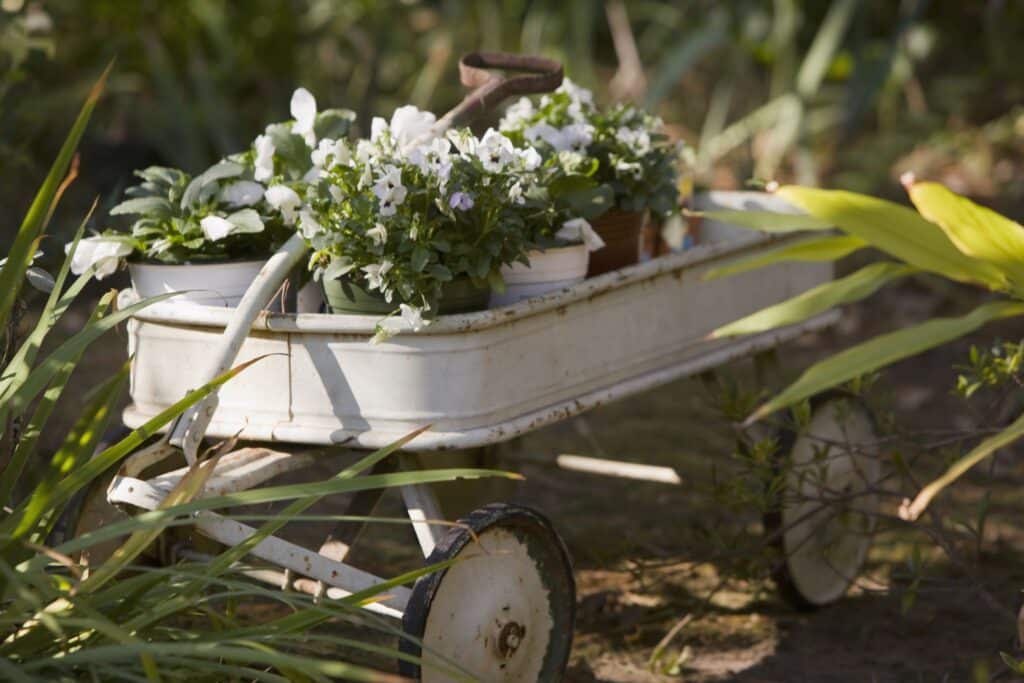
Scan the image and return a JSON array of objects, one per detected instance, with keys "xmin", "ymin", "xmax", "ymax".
[
  {"xmin": 490, "ymin": 243, "xmax": 589, "ymax": 307},
  {"xmin": 323, "ymin": 276, "xmax": 490, "ymax": 316},
  {"xmin": 587, "ymin": 209, "xmax": 647, "ymax": 276}
]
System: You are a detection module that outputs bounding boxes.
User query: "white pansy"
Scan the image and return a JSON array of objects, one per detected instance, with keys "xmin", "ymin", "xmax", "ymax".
[
  {"xmin": 516, "ymin": 145, "xmax": 542, "ymax": 171},
  {"xmin": 298, "ymin": 208, "xmax": 323, "ymax": 239},
  {"xmin": 290, "ymin": 87, "xmax": 318, "ymax": 146},
  {"xmin": 219, "ymin": 180, "xmax": 264, "ymax": 207},
  {"xmin": 556, "ymin": 217, "xmax": 606, "ymax": 252},
  {"xmin": 561, "ymin": 123, "xmax": 594, "ymax": 152},
  {"xmin": 302, "ymin": 167, "xmax": 323, "ymax": 183},
  {"xmin": 525, "ymin": 122, "xmax": 565, "ymax": 150},
  {"xmin": 361, "ymin": 259, "xmax": 393, "ymax": 291},
  {"xmin": 366, "ymin": 222, "xmax": 387, "ymax": 246},
  {"xmin": 329, "ymin": 184, "xmax": 345, "ymax": 202},
  {"xmin": 399, "ymin": 303, "xmax": 427, "ymax": 332},
  {"xmin": 614, "ymin": 158, "xmax": 643, "ymax": 180},
  {"xmin": 355, "ymin": 139, "xmax": 376, "ymax": 165},
  {"xmin": 373, "ymin": 164, "xmax": 407, "ymax": 216},
  {"xmin": 358, "ymin": 163, "xmax": 373, "ymax": 189},
  {"xmin": 264, "ymin": 185, "xmax": 302, "ymax": 225},
  {"xmin": 476, "ymin": 129, "xmax": 516, "ymax": 172},
  {"xmin": 558, "ymin": 77, "xmax": 594, "ymax": 106},
  {"xmin": 616, "ymin": 126, "xmax": 651, "ymax": 155},
  {"xmin": 311, "ymin": 138, "xmax": 350, "ymax": 169},
  {"xmin": 200, "ymin": 215, "xmax": 235, "ymax": 242},
  {"xmin": 508, "ymin": 180, "xmax": 525, "ymax": 205},
  {"xmin": 500, "ymin": 96, "xmax": 536, "ymax": 129},
  {"xmin": 65, "ymin": 236, "xmax": 132, "ymax": 279},
  {"xmin": 389, "ymin": 105, "xmax": 437, "ymax": 150},
  {"xmin": 447, "ymin": 128, "xmax": 477, "ymax": 157},
  {"xmin": 254, "ymin": 134, "xmax": 275, "ymax": 182},
  {"xmin": 370, "ymin": 116, "xmax": 388, "ymax": 143}
]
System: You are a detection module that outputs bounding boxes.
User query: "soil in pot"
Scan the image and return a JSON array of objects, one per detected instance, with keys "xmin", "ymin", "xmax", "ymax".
[
  {"xmin": 587, "ymin": 209, "xmax": 648, "ymax": 276},
  {"xmin": 323, "ymin": 276, "xmax": 490, "ymax": 316}
]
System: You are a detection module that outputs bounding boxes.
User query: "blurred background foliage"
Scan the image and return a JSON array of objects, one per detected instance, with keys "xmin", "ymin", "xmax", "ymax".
[{"xmin": 2, "ymin": 0, "xmax": 1024, "ymax": 261}]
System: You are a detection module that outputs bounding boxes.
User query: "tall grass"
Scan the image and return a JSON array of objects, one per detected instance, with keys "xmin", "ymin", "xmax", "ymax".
[{"xmin": 0, "ymin": 66, "xmax": 512, "ymax": 681}]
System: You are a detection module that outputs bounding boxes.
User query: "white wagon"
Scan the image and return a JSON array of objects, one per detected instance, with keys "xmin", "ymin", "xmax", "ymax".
[{"xmin": 68, "ymin": 190, "xmax": 883, "ymax": 682}]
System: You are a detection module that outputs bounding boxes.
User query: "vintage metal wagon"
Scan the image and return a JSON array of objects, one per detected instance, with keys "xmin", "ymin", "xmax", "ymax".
[{"xmin": 73, "ymin": 55, "xmax": 883, "ymax": 682}]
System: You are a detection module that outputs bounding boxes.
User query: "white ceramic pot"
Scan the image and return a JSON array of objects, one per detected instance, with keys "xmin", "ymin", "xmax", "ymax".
[
  {"xmin": 130, "ymin": 260, "xmax": 266, "ymax": 308},
  {"xmin": 490, "ymin": 243, "xmax": 589, "ymax": 308}
]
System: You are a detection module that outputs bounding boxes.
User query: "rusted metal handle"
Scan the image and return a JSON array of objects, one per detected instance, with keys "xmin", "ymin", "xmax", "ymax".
[{"xmin": 432, "ymin": 52, "xmax": 563, "ymax": 132}]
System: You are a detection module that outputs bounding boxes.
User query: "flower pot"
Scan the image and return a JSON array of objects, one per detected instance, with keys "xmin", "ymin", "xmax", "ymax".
[
  {"xmin": 129, "ymin": 260, "xmax": 267, "ymax": 308},
  {"xmin": 490, "ymin": 243, "xmax": 588, "ymax": 307},
  {"xmin": 323, "ymin": 276, "xmax": 490, "ymax": 316},
  {"xmin": 587, "ymin": 209, "xmax": 648, "ymax": 276}
]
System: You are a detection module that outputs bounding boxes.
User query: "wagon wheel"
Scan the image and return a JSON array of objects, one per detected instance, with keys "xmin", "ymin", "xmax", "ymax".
[
  {"xmin": 399, "ymin": 503, "xmax": 575, "ymax": 681},
  {"xmin": 762, "ymin": 393, "xmax": 882, "ymax": 609}
]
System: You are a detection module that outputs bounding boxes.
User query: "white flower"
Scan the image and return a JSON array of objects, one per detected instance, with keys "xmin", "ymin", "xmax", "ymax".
[
  {"xmin": 476, "ymin": 129, "xmax": 516, "ymax": 172},
  {"xmin": 616, "ymin": 126, "xmax": 651, "ymax": 155},
  {"xmin": 65, "ymin": 236, "xmax": 132, "ymax": 279},
  {"xmin": 367, "ymin": 222, "xmax": 388, "ymax": 246},
  {"xmin": 219, "ymin": 180, "xmax": 264, "ymax": 208},
  {"xmin": 508, "ymin": 181, "xmax": 525, "ymax": 205},
  {"xmin": 200, "ymin": 215, "xmax": 236, "ymax": 242},
  {"xmin": 614, "ymin": 158, "xmax": 643, "ymax": 180},
  {"xmin": 264, "ymin": 185, "xmax": 302, "ymax": 225},
  {"xmin": 329, "ymin": 185, "xmax": 345, "ymax": 202},
  {"xmin": 389, "ymin": 105, "xmax": 437, "ymax": 150},
  {"xmin": 254, "ymin": 134, "xmax": 275, "ymax": 182},
  {"xmin": 399, "ymin": 303, "xmax": 427, "ymax": 332},
  {"xmin": 311, "ymin": 138, "xmax": 350, "ymax": 169},
  {"xmin": 355, "ymin": 139, "xmax": 377, "ymax": 165},
  {"xmin": 500, "ymin": 96, "xmax": 536, "ymax": 129},
  {"xmin": 298, "ymin": 208, "xmax": 323, "ymax": 239},
  {"xmin": 561, "ymin": 123, "xmax": 594, "ymax": 153},
  {"xmin": 448, "ymin": 191, "xmax": 474, "ymax": 211},
  {"xmin": 516, "ymin": 146, "xmax": 542, "ymax": 171},
  {"xmin": 373, "ymin": 164, "xmax": 407, "ymax": 216},
  {"xmin": 361, "ymin": 259, "xmax": 393, "ymax": 291},
  {"xmin": 525, "ymin": 122, "xmax": 565, "ymax": 150},
  {"xmin": 358, "ymin": 163, "xmax": 373, "ymax": 189},
  {"xmin": 290, "ymin": 87, "xmax": 317, "ymax": 146},
  {"xmin": 556, "ymin": 217, "xmax": 606, "ymax": 252},
  {"xmin": 558, "ymin": 78, "xmax": 595, "ymax": 122},
  {"xmin": 447, "ymin": 128, "xmax": 477, "ymax": 157}
]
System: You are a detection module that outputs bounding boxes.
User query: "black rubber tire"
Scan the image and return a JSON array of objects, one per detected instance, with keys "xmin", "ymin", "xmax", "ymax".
[{"xmin": 399, "ymin": 503, "xmax": 576, "ymax": 681}]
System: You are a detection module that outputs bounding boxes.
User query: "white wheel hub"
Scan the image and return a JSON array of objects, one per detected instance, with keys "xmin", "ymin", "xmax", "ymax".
[
  {"xmin": 781, "ymin": 399, "xmax": 880, "ymax": 605},
  {"xmin": 420, "ymin": 527, "xmax": 554, "ymax": 682}
]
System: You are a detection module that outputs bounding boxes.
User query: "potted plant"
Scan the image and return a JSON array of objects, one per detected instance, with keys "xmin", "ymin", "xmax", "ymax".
[
  {"xmin": 499, "ymin": 79, "xmax": 684, "ymax": 275},
  {"xmin": 489, "ymin": 150, "xmax": 608, "ymax": 307},
  {"xmin": 69, "ymin": 88, "xmax": 354, "ymax": 309},
  {"xmin": 301, "ymin": 106, "xmax": 557, "ymax": 336}
]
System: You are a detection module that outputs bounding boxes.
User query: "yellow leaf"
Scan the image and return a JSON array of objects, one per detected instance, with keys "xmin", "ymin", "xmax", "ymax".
[
  {"xmin": 777, "ymin": 186, "xmax": 1008, "ymax": 291},
  {"xmin": 907, "ymin": 181, "xmax": 1024, "ymax": 294}
]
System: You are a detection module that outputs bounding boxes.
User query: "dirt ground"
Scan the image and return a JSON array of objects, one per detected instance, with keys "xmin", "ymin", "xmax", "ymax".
[{"xmin": 44, "ymin": 272, "xmax": 1024, "ymax": 682}]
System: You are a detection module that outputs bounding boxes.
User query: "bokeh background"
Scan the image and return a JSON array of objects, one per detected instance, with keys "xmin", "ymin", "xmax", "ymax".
[{"xmin": 5, "ymin": 2, "xmax": 1024, "ymax": 680}]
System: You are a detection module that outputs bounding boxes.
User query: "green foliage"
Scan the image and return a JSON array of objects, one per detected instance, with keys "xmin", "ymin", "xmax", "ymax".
[
  {"xmin": 499, "ymin": 79, "xmax": 684, "ymax": 215},
  {"xmin": 716, "ymin": 181, "xmax": 1024, "ymax": 520},
  {"xmin": 955, "ymin": 340, "xmax": 1024, "ymax": 399}
]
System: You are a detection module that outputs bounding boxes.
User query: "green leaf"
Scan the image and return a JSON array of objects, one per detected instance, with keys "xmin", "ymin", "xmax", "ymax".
[
  {"xmin": 226, "ymin": 208, "xmax": 264, "ymax": 233},
  {"xmin": 907, "ymin": 181, "xmax": 1024, "ymax": 293},
  {"xmin": 411, "ymin": 246, "xmax": 430, "ymax": 273},
  {"xmin": 713, "ymin": 262, "xmax": 916, "ymax": 338},
  {"xmin": 0, "ymin": 63, "xmax": 110, "ymax": 332},
  {"xmin": 777, "ymin": 186, "xmax": 1008, "ymax": 290},
  {"xmin": 314, "ymin": 108, "xmax": 356, "ymax": 140},
  {"xmin": 901, "ymin": 407, "xmax": 1024, "ymax": 522},
  {"xmin": 687, "ymin": 209, "xmax": 833, "ymax": 233},
  {"xmin": 703, "ymin": 234, "xmax": 866, "ymax": 280},
  {"xmin": 746, "ymin": 300, "xmax": 1024, "ymax": 424},
  {"xmin": 181, "ymin": 160, "xmax": 244, "ymax": 209},
  {"xmin": 561, "ymin": 184, "xmax": 615, "ymax": 220},
  {"xmin": 110, "ymin": 196, "xmax": 174, "ymax": 218},
  {"xmin": 0, "ymin": 291, "xmax": 179, "ymax": 442}
]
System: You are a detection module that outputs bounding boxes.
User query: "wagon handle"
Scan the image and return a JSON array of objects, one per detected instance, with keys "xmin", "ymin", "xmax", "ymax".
[{"xmin": 431, "ymin": 52, "xmax": 563, "ymax": 133}]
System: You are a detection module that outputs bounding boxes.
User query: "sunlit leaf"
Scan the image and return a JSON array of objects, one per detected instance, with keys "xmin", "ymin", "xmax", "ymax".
[
  {"xmin": 777, "ymin": 186, "xmax": 1008, "ymax": 290},
  {"xmin": 712, "ymin": 262, "xmax": 915, "ymax": 338},
  {"xmin": 746, "ymin": 300, "xmax": 1024, "ymax": 424}
]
